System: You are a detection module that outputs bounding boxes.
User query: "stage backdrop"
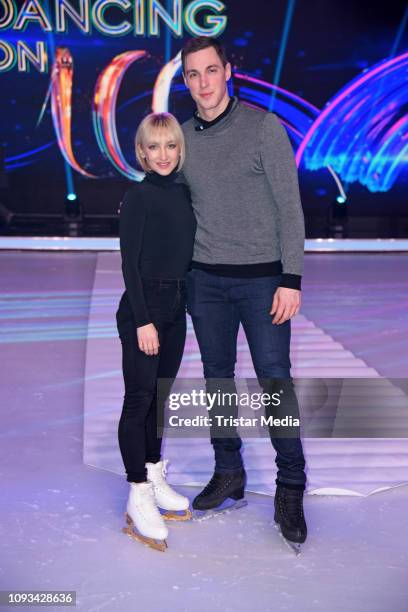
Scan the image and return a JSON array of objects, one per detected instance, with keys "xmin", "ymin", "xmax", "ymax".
[{"xmin": 0, "ymin": 0, "xmax": 407, "ymax": 232}]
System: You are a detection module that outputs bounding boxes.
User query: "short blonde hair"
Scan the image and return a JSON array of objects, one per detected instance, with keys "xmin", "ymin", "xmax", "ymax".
[{"xmin": 135, "ymin": 112, "xmax": 185, "ymax": 172}]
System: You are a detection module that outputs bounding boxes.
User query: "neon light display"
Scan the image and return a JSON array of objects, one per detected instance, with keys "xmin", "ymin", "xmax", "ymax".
[{"xmin": 295, "ymin": 52, "xmax": 408, "ymax": 193}]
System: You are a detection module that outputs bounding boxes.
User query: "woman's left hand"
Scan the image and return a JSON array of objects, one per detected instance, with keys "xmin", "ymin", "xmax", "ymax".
[{"xmin": 137, "ymin": 323, "xmax": 160, "ymax": 355}]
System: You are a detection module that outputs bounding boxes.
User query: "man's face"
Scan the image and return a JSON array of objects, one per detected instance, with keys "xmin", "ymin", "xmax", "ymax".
[{"xmin": 183, "ymin": 46, "xmax": 231, "ymax": 113}]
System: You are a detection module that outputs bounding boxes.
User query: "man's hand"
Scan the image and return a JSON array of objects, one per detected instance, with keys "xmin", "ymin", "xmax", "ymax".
[
  {"xmin": 270, "ymin": 287, "xmax": 301, "ymax": 324},
  {"xmin": 137, "ymin": 323, "xmax": 160, "ymax": 355}
]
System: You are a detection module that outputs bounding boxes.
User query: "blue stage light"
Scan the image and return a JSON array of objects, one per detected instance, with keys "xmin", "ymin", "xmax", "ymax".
[
  {"xmin": 67, "ymin": 193, "xmax": 77, "ymax": 201},
  {"xmin": 336, "ymin": 195, "xmax": 346, "ymax": 204}
]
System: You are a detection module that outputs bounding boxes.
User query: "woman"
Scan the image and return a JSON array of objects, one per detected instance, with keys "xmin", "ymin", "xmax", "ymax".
[{"xmin": 116, "ymin": 113, "xmax": 196, "ymax": 551}]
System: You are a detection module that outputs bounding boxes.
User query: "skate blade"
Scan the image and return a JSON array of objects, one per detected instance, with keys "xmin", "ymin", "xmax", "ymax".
[
  {"xmin": 161, "ymin": 509, "xmax": 192, "ymax": 522},
  {"xmin": 192, "ymin": 498, "xmax": 248, "ymax": 522},
  {"xmin": 274, "ymin": 523, "xmax": 302, "ymax": 556},
  {"xmin": 122, "ymin": 513, "xmax": 167, "ymax": 552}
]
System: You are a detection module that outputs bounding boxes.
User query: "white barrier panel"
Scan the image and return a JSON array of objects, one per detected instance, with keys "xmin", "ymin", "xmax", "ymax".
[
  {"xmin": 83, "ymin": 253, "xmax": 408, "ymax": 496},
  {"xmin": 2, "ymin": 237, "xmax": 408, "ymax": 252}
]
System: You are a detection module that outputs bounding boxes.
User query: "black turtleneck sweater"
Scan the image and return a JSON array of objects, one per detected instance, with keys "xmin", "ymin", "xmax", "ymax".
[{"xmin": 117, "ymin": 170, "xmax": 196, "ymax": 327}]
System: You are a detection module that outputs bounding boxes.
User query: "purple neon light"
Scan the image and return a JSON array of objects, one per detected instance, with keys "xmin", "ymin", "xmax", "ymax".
[{"xmin": 295, "ymin": 52, "xmax": 408, "ymax": 167}]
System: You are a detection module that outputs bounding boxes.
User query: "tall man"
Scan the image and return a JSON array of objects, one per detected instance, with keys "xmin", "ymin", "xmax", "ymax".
[{"xmin": 181, "ymin": 36, "xmax": 307, "ymax": 544}]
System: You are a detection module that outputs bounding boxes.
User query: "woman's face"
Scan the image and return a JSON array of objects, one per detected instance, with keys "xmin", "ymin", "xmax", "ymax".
[{"xmin": 140, "ymin": 129, "xmax": 180, "ymax": 175}]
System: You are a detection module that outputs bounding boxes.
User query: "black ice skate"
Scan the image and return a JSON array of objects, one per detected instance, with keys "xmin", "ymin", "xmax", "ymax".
[
  {"xmin": 192, "ymin": 469, "xmax": 247, "ymax": 520},
  {"xmin": 274, "ymin": 483, "xmax": 307, "ymax": 555}
]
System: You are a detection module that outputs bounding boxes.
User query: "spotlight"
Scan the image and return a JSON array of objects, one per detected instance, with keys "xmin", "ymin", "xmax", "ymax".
[
  {"xmin": 327, "ymin": 195, "xmax": 348, "ymax": 238},
  {"xmin": 64, "ymin": 193, "xmax": 81, "ymax": 218},
  {"xmin": 64, "ymin": 193, "xmax": 83, "ymax": 236}
]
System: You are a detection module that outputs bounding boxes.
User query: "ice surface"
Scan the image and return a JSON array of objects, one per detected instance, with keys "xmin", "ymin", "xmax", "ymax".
[{"xmin": 1, "ymin": 252, "xmax": 408, "ymax": 612}]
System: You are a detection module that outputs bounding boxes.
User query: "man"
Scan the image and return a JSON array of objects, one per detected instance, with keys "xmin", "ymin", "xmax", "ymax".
[{"xmin": 180, "ymin": 36, "xmax": 307, "ymax": 545}]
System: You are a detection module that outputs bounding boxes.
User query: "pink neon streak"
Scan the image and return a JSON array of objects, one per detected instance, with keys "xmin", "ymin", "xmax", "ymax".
[
  {"xmin": 369, "ymin": 115, "xmax": 394, "ymax": 140},
  {"xmin": 295, "ymin": 52, "xmax": 408, "ymax": 167},
  {"xmin": 342, "ymin": 95, "xmax": 369, "ymax": 122},
  {"xmin": 234, "ymin": 72, "xmax": 320, "ymax": 113},
  {"xmin": 370, "ymin": 101, "xmax": 396, "ymax": 127},
  {"xmin": 378, "ymin": 115, "xmax": 408, "ymax": 146}
]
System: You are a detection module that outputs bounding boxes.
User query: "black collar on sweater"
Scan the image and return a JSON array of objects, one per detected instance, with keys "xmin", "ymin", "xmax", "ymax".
[
  {"xmin": 143, "ymin": 167, "xmax": 179, "ymax": 187},
  {"xmin": 194, "ymin": 96, "xmax": 236, "ymax": 131}
]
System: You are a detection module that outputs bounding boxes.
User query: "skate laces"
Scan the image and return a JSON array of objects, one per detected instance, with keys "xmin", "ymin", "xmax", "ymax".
[
  {"xmin": 148, "ymin": 460, "xmax": 174, "ymax": 494},
  {"xmin": 138, "ymin": 483, "xmax": 163, "ymax": 519},
  {"xmin": 282, "ymin": 489, "xmax": 304, "ymax": 524},
  {"xmin": 148, "ymin": 460, "xmax": 168, "ymax": 480},
  {"xmin": 140, "ymin": 482, "xmax": 155, "ymax": 501},
  {"xmin": 200, "ymin": 472, "xmax": 226, "ymax": 496}
]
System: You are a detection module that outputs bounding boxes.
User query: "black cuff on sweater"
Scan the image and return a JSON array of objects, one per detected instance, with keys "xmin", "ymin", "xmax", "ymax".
[
  {"xmin": 279, "ymin": 273, "xmax": 302, "ymax": 290},
  {"xmin": 135, "ymin": 318, "xmax": 152, "ymax": 328}
]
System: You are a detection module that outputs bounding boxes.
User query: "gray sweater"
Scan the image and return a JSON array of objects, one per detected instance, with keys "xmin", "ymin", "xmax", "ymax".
[{"xmin": 181, "ymin": 98, "xmax": 305, "ymax": 282}]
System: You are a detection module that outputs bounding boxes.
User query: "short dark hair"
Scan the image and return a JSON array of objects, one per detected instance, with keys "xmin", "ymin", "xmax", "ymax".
[{"xmin": 181, "ymin": 36, "xmax": 228, "ymax": 74}]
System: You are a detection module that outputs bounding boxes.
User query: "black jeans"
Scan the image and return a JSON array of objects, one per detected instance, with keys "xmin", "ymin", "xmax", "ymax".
[
  {"xmin": 117, "ymin": 278, "xmax": 187, "ymax": 483},
  {"xmin": 187, "ymin": 269, "xmax": 306, "ymax": 486}
]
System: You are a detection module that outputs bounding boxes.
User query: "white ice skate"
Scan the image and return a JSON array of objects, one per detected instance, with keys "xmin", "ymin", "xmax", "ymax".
[
  {"xmin": 146, "ymin": 460, "xmax": 192, "ymax": 522},
  {"xmin": 122, "ymin": 481, "xmax": 168, "ymax": 552}
]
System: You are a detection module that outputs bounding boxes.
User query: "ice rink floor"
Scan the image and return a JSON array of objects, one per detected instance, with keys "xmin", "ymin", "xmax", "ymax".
[{"xmin": 1, "ymin": 251, "xmax": 408, "ymax": 612}]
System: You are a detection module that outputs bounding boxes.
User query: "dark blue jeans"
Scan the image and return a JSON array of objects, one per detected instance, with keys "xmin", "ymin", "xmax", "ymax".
[{"xmin": 187, "ymin": 269, "xmax": 306, "ymax": 486}]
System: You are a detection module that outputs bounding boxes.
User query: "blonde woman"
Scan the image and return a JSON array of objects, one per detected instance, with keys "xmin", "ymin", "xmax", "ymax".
[{"xmin": 116, "ymin": 113, "xmax": 196, "ymax": 551}]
